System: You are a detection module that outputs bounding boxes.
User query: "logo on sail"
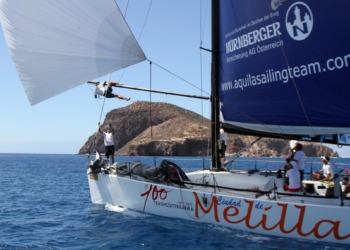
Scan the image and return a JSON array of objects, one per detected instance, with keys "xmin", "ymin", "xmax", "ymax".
[{"xmin": 286, "ymin": 2, "xmax": 313, "ymax": 41}]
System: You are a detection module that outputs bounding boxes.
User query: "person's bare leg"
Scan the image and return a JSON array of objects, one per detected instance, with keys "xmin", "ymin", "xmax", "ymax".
[
  {"xmin": 108, "ymin": 81, "xmax": 122, "ymax": 87},
  {"xmin": 114, "ymin": 94, "xmax": 130, "ymax": 101},
  {"xmin": 312, "ymin": 172, "xmax": 321, "ymax": 180},
  {"xmin": 343, "ymin": 185, "xmax": 350, "ymax": 194}
]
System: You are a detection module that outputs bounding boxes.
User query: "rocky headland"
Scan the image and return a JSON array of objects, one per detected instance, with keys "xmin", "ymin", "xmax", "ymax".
[{"xmin": 78, "ymin": 101, "xmax": 338, "ymax": 158}]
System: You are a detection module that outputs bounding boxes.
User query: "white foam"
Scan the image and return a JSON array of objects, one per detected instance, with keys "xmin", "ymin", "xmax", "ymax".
[
  {"xmin": 105, "ymin": 203, "xmax": 126, "ymax": 212},
  {"xmin": 104, "ymin": 203, "xmax": 151, "ymax": 218},
  {"xmin": 211, "ymin": 225, "xmax": 232, "ymax": 233},
  {"xmin": 235, "ymin": 232, "xmax": 271, "ymax": 243}
]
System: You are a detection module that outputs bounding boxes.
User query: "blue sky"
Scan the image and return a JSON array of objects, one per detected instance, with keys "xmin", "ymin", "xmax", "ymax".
[{"xmin": 0, "ymin": 0, "xmax": 348, "ymax": 157}]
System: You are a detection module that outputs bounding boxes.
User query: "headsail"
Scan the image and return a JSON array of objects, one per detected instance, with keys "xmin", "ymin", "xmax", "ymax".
[
  {"xmin": 218, "ymin": 0, "xmax": 350, "ymax": 144},
  {"xmin": 0, "ymin": 0, "xmax": 146, "ymax": 105}
]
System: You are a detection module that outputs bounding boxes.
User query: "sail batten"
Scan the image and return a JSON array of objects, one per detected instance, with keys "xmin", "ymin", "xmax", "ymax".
[
  {"xmin": 0, "ymin": 0, "xmax": 146, "ymax": 105},
  {"xmin": 219, "ymin": 1, "xmax": 350, "ymax": 144}
]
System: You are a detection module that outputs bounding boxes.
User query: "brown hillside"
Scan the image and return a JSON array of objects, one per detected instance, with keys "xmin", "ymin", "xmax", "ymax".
[
  {"xmin": 78, "ymin": 101, "xmax": 338, "ymax": 157},
  {"xmin": 79, "ymin": 101, "xmax": 210, "ymax": 156}
]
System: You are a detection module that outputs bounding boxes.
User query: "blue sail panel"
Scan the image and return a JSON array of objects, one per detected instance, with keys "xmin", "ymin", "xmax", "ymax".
[{"xmin": 219, "ymin": 0, "xmax": 350, "ymax": 136}]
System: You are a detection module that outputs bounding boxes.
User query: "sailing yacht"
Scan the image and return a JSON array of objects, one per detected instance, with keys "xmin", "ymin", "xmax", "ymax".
[{"xmin": 1, "ymin": 0, "xmax": 350, "ymax": 244}]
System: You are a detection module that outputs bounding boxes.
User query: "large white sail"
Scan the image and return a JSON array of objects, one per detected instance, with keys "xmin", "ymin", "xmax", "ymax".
[{"xmin": 0, "ymin": 0, "xmax": 146, "ymax": 105}]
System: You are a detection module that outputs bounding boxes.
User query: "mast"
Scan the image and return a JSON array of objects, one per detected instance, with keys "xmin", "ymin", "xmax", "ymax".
[{"xmin": 211, "ymin": 0, "xmax": 221, "ymax": 170}]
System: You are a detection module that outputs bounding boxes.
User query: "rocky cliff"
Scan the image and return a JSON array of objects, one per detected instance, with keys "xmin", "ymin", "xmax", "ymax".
[{"xmin": 78, "ymin": 101, "xmax": 338, "ymax": 157}]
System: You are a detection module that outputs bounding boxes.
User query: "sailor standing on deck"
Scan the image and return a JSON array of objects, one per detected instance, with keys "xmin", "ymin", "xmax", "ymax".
[
  {"xmin": 98, "ymin": 122, "xmax": 115, "ymax": 165},
  {"xmin": 220, "ymin": 126, "xmax": 227, "ymax": 164},
  {"xmin": 292, "ymin": 142, "xmax": 306, "ymax": 180},
  {"xmin": 286, "ymin": 140, "xmax": 306, "ymax": 181}
]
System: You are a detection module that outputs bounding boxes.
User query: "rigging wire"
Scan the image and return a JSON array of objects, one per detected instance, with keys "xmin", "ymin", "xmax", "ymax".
[
  {"xmin": 216, "ymin": 1, "xmax": 321, "ymax": 145},
  {"xmin": 149, "ymin": 61, "xmax": 157, "ymax": 167},
  {"xmin": 200, "ymin": 0, "xmax": 210, "ymax": 43},
  {"xmin": 264, "ymin": 0, "xmax": 320, "ymax": 141},
  {"xmin": 89, "ymin": 0, "xmax": 154, "ymax": 161},
  {"xmin": 219, "ymin": 0, "xmax": 322, "ymax": 144},
  {"xmin": 86, "ymin": 83, "xmax": 107, "ymax": 117},
  {"xmin": 123, "ymin": 0, "xmax": 130, "ymax": 17},
  {"xmin": 148, "ymin": 60, "xmax": 210, "ymax": 96},
  {"xmin": 89, "ymin": 74, "xmax": 114, "ymax": 156},
  {"xmin": 115, "ymin": 0, "xmax": 130, "ymax": 82},
  {"xmin": 206, "ymin": 102, "xmax": 211, "ymax": 167},
  {"xmin": 162, "ymin": 94, "xmax": 168, "ymax": 141},
  {"xmin": 221, "ymin": 1, "xmax": 291, "ymax": 140},
  {"xmin": 90, "ymin": 1, "xmax": 212, "ymax": 159},
  {"xmin": 123, "ymin": 0, "xmax": 210, "ymax": 102},
  {"xmin": 137, "ymin": 0, "xmax": 153, "ymax": 41},
  {"xmin": 199, "ymin": 0, "xmax": 205, "ymax": 169},
  {"xmin": 114, "ymin": 0, "xmax": 153, "ymax": 162},
  {"xmin": 98, "ymin": 74, "xmax": 114, "ymax": 122},
  {"xmin": 116, "ymin": 0, "xmax": 153, "ymax": 84},
  {"xmin": 228, "ymin": 2, "xmax": 277, "ymax": 136}
]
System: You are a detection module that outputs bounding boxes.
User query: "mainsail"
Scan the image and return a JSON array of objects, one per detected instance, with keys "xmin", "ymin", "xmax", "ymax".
[
  {"xmin": 218, "ymin": 1, "xmax": 350, "ymax": 145},
  {"xmin": 0, "ymin": 0, "xmax": 146, "ymax": 105}
]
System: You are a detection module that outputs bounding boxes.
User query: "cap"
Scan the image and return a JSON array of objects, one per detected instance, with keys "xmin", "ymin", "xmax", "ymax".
[
  {"xmin": 289, "ymin": 140, "xmax": 299, "ymax": 149},
  {"xmin": 106, "ymin": 128, "xmax": 112, "ymax": 131},
  {"xmin": 321, "ymin": 156, "xmax": 330, "ymax": 162}
]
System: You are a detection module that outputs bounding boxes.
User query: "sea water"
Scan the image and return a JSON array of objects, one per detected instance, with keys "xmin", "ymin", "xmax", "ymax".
[{"xmin": 0, "ymin": 154, "xmax": 348, "ymax": 250}]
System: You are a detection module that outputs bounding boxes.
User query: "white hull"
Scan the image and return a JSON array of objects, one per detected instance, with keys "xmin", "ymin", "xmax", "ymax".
[{"xmin": 88, "ymin": 168, "xmax": 350, "ymax": 244}]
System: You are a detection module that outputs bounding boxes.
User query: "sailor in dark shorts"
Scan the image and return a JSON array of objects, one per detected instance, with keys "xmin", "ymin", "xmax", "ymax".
[
  {"xmin": 105, "ymin": 145, "xmax": 115, "ymax": 160},
  {"xmin": 98, "ymin": 122, "xmax": 116, "ymax": 165},
  {"xmin": 93, "ymin": 81, "xmax": 130, "ymax": 101}
]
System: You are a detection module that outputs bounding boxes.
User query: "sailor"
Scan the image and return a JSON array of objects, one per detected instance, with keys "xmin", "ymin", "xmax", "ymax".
[
  {"xmin": 90, "ymin": 80, "xmax": 130, "ymax": 101},
  {"xmin": 286, "ymin": 140, "xmax": 306, "ymax": 180},
  {"xmin": 98, "ymin": 122, "xmax": 115, "ymax": 165},
  {"xmin": 220, "ymin": 126, "xmax": 227, "ymax": 163},
  {"xmin": 342, "ymin": 177, "xmax": 350, "ymax": 197},
  {"xmin": 312, "ymin": 156, "xmax": 334, "ymax": 182},
  {"xmin": 284, "ymin": 160, "xmax": 301, "ymax": 192}
]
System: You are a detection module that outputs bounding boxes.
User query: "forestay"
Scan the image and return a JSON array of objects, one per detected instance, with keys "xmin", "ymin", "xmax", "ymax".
[
  {"xmin": 0, "ymin": 0, "xmax": 146, "ymax": 105},
  {"xmin": 219, "ymin": 0, "xmax": 350, "ymax": 143}
]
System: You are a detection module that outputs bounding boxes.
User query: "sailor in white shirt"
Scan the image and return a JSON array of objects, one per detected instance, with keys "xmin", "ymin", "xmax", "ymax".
[
  {"xmin": 286, "ymin": 140, "xmax": 306, "ymax": 180},
  {"xmin": 98, "ymin": 122, "xmax": 116, "ymax": 164},
  {"xmin": 285, "ymin": 161, "xmax": 301, "ymax": 192},
  {"xmin": 312, "ymin": 156, "xmax": 334, "ymax": 181},
  {"xmin": 91, "ymin": 80, "xmax": 130, "ymax": 101}
]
